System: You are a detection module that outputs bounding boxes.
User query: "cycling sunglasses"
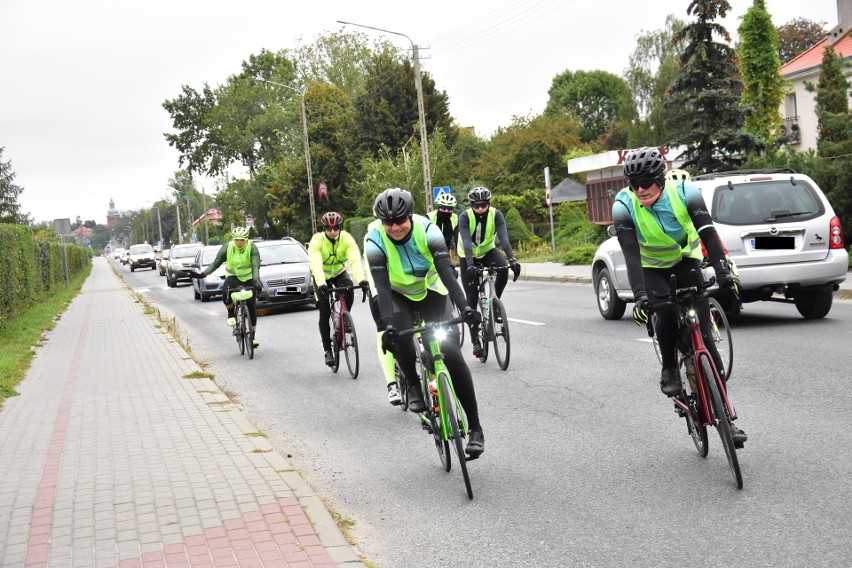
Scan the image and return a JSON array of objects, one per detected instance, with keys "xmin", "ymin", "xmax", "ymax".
[
  {"xmin": 471, "ymin": 201, "xmax": 489, "ymax": 209},
  {"xmin": 628, "ymin": 177, "xmax": 660, "ymax": 191},
  {"xmin": 438, "ymin": 206, "xmax": 454, "ymax": 212},
  {"xmin": 382, "ymin": 217, "xmax": 408, "ymax": 227}
]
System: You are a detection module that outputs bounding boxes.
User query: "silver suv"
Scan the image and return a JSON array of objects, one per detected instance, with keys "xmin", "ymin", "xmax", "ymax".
[{"xmin": 593, "ymin": 169, "xmax": 848, "ymax": 320}]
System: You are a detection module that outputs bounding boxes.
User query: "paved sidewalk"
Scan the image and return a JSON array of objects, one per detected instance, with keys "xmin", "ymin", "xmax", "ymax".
[{"xmin": 0, "ymin": 257, "xmax": 365, "ymax": 568}]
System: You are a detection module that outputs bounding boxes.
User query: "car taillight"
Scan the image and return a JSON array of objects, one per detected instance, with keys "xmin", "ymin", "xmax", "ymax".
[{"xmin": 829, "ymin": 216, "xmax": 844, "ymax": 249}]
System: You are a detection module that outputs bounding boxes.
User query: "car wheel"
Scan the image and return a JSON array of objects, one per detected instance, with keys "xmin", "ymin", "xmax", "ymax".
[
  {"xmin": 193, "ymin": 288, "xmax": 200, "ymax": 300},
  {"xmin": 130, "ymin": 266, "xmax": 135, "ymax": 272},
  {"xmin": 794, "ymin": 286, "xmax": 833, "ymax": 319},
  {"xmin": 595, "ymin": 267, "xmax": 626, "ymax": 320},
  {"xmin": 201, "ymin": 293, "xmax": 210, "ymax": 302},
  {"xmin": 167, "ymin": 273, "xmax": 176, "ymax": 288}
]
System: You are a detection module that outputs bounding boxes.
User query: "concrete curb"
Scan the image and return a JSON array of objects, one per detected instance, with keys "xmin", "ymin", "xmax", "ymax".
[{"xmin": 522, "ymin": 275, "xmax": 592, "ymax": 284}]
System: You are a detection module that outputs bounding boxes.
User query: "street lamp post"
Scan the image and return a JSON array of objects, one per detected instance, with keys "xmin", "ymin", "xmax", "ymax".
[
  {"xmin": 337, "ymin": 20, "xmax": 433, "ymax": 213},
  {"xmin": 153, "ymin": 206, "xmax": 163, "ymax": 249},
  {"xmin": 256, "ymin": 77, "xmax": 317, "ymax": 234}
]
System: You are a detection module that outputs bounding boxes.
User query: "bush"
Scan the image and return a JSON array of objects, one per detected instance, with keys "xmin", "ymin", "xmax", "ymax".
[
  {"xmin": 563, "ymin": 244, "xmax": 597, "ymax": 265},
  {"xmin": 504, "ymin": 207, "xmax": 533, "ymax": 247}
]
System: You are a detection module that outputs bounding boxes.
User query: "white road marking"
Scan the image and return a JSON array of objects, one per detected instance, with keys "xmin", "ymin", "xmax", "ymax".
[
  {"xmin": 507, "ymin": 318, "xmax": 545, "ymax": 326},
  {"xmin": 637, "ymin": 338, "xmax": 654, "ymax": 343},
  {"xmin": 136, "ymin": 288, "xmax": 150, "ymax": 293}
]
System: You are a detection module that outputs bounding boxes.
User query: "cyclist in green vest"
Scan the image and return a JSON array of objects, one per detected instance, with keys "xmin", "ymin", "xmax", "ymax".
[
  {"xmin": 190, "ymin": 226, "xmax": 262, "ymax": 348},
  {"xmin": 308, "ymin": 211, "xmax": 369, "ymax": 367},
  {"xmin": 427, "ymin": 192, "xmax": 459, "ymax": 251},
  {"xmin": 613, "ymin": 147, "xmax": 746, "ymax": 446},
  {"xmin": 457, "ymin": 186, "xmax": 521, "ymax": 358},
  {"xmin": 365, "ymin": 188, "xmax": 485, "ymax": 457}
]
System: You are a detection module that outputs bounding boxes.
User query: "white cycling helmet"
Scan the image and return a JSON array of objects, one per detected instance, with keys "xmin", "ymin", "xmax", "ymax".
[
  {"xmin": 666, "ymin": 168, "xmax": 691, "ymax": 182},
  {"xmin": 232, "ymin": 226, "xmax": 250, "ymax": 239},
  {"xmin": 435, "ymin": 193, "xmax": 457, "ymax": 208}
]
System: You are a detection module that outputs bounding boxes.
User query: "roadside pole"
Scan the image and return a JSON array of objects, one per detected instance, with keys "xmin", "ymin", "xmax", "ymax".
[{"xmin": 545, "ymin": 167, "xmax": 555, "ymax": 252}]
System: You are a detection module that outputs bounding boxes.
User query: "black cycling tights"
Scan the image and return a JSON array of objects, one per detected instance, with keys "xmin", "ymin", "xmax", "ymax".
[
  {"xmin": 644, "ymin": 258, "xmax": 726, "ymax": 380},
  {"xmin": 390, "ymin": 290, "xmax": 481, "ymax": 432}
]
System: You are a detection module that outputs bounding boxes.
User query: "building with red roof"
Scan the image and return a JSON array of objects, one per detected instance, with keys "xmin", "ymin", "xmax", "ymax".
[{"xmin": 779, "ymin": 0, "xmax": 852, "ymax": 151}]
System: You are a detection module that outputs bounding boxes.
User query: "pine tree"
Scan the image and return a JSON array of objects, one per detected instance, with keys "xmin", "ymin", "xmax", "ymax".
[
  {"xmin": 0, "ymin": 147, "xmax": 27, "ymax": 224},
  {"xmin": 664, "ymin": 0, "xmax": 763, "ymax": 172},
  {"xmin": 738, "ymin": 0, "xmax": 787, "ymax": 145}
]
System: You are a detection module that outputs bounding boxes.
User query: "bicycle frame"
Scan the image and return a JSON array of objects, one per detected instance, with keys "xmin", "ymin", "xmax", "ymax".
[
  {"xmin": 327, "ymin": 284, "xmax": 367, "ymax": 346},
  {"xmin": 417, "ymin": 322, "xmax": 468, "ymax": 440}
]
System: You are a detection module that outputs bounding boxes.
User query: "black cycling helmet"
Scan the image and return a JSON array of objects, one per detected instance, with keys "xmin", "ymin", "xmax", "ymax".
[
  {"xmin": 321, "ymin": 211, "xmax": 343, "ymax": 229},
  {"xmin": 623, "ymin": 147, "xmax": 666, "ymax": 189},
  {"xmin": 467, "ymin": 186, "xmax": 492, "ymax": 203},
  {"xmin": 373, "ymin": 188, "xmax": 414, "ymax": 222}
]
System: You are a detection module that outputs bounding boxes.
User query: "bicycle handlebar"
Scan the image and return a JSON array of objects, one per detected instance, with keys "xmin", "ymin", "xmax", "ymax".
[
  {"xmin": 328, "ymin": 283, "xmax": 369, "ymax": 303},
  {"xmin": 397, "ymin": 317, "xmax": 466, "ymax": 338}
]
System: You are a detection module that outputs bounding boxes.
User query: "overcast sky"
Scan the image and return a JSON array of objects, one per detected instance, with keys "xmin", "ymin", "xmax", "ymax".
[{"xmin": 1, "ymin": 0, "xmax": 840, "ymax": 226}]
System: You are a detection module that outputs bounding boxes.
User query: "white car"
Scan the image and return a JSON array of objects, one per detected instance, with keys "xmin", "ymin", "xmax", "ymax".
[
  {"xmin": 593, "ymin": 169, "xmax": 848, "ymax": 320},
  {"xmin": 128, "ymin": 243, "xmax": 157, "ymax": 272}
]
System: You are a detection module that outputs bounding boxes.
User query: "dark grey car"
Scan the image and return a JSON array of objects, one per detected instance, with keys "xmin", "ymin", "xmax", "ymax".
[
  {"xmin": 253, "ymin": 238, "xmax": 315, "ymax": 309},
  {"xmin": 191, "ymin": 245, "xmax": 224, "ymax": 301}
]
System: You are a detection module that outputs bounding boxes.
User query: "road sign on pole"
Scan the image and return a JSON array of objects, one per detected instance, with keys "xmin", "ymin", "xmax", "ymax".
[{"xmin": 432, "ymin": 186, "xmax": 451, "ymax": 204}]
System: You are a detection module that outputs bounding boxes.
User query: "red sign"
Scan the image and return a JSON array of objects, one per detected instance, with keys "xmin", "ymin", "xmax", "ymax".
[{"xmin": 318, "ymin": 182, "xmax": 329, "ymax": 204}]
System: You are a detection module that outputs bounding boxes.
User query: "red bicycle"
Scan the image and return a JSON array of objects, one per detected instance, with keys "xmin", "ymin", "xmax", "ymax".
[
  {"xmin": 648, "ymin": 270, "xmax": 744, "ymax": 489},
  {"xmin": 327, "ymin": 283, "xmax": 368, "ymax": 379}
]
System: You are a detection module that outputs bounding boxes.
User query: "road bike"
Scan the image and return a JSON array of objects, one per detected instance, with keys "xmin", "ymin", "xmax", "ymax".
[
  {"xmin": 648, "ymin": 271, "xmax": 744, "ymax": 489},
  {"xmin": 473, "ymin": 265, "xmax": 511, "ymax": 370},
  {"xmin": 230, "ymin": 287, "xmax": 255, "ymax": 360},
  {"xmin": 398, "ymin": 314, "xmax": 473, "ymax": 499},
  {"xmin": 327, "ymin": 283, "xmax": 367, "ymax": 379},
  {"xmin": 652, "ymin": 295, "xmax": 733, "ymax": 379}
]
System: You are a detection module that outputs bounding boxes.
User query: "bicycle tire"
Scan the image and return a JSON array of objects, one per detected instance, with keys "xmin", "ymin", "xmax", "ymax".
[
  {"xmin": 491, "ymin": 298, "xmax": 510, "ymax": 370},
  {"xmin": 236, "ymin": 303, "xmax": 246, "ymax": 356},
  {"xmin": 243, "ymin": 302, "xmax": 254, "ymax": 360},
  {"xmin": 330, "ymin": 317, "xmax": 341, "ymax": 373},
  {"xmin": 440, "ymin": 372, "xmax": 472, "ymax": 499},
  {"xmin": 342, "ymin": 312, "xmax": 359, "ymax": 379},
  {"xmin": 679, "ymin": 358, "xmax": 708, "ymax": 456},
  {"xmin": 708, "ymin": 297, "xmax": 733, "ymax": 380},
  {"xmin": 395, "ymin": 361, "xmax": 408, "ymax": 411},
  {"xmin": 699, "ymin": 353, "xmax": 743, "ymax": 489},
  {"xmin": 428, "ymin": 374, "xmax": 451, "ymax": 472}
]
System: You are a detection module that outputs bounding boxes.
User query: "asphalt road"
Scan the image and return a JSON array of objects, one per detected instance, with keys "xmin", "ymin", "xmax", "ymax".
[{"xmin": 118, "ymin": 259, "xmax": 852, "ymax": 568}]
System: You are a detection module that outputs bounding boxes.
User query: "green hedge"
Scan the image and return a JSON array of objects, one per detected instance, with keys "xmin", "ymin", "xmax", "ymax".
[{"xmin": 0, "ymin": 224, "xmax": 90, "ymax": 330}]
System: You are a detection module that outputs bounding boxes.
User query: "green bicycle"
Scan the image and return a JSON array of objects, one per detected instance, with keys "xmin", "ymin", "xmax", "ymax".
[{"xmin": 399, "ymin": 314, "xmax": 473, "ymax": 500}]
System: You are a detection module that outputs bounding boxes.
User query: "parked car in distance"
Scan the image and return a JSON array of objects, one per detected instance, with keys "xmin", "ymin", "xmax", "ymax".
[
  {"xmin": 191, "ymin": 245, "xmax": 225, "ymax": 302},
  {"xmin": 119, "ymin": 249, "xmax": 130, "ymax": 265},
  {"xmin": 128, "ymin": 243, "xmax": 157, "ymax": 272},
  {"xmin": 253, "ymin": 238, "xmax": 315, "ymax": 310},
  {"xmin": 592, "ymin": 169, "xmax": 848, "ymax": 320},
  {"xmin": 158, "ymin": 248, "xmax": 171, "ymax": 276},
  {"xmin": 166, "ymin": 243, "xmax": 204, "ymax": 288}
]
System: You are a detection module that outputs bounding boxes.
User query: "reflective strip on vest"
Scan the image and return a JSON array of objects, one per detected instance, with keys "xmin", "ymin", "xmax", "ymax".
[
  {"xmin": 380, "ymin": 215, "xmax": 447, "ymax": 300},
  {"xmin": 225, "ymin": 241, "xmax": 253, "ymax": 281},
  {"xmin": 629, "ymin": 181, "xmax": 702, "ymax": 268},
  {"xmin": 457, "ymin": 208, "xmax": 496, "ymax": 258}
]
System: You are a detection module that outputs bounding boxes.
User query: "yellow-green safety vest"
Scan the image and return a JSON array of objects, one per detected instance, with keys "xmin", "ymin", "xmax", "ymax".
[
  {"xmin": 628, "ymin": 181, "xmax": 702, "ymax": 268},
  {"xmin": 457, "ymin": 208, "xmax": 496, "ymax": 259},
  {"xmin": 427, "ymin": 209, "xmax": 459, "ymax": 230},
  {"xmin": 308, "ymin": 230, "xmax": 363, "ymax": 283},
  {"xmin": 379, "ymin": 215, "xmax": 447, "ymax": 300},
  {"xmin": 225, "ymin": 241, "xmax": 253, "ymax": 282}
]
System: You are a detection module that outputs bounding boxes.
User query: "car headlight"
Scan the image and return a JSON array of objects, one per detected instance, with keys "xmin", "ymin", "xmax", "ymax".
[{"xmin": 204, "ymin": 275, "xmax": 220, "ymax": 284}]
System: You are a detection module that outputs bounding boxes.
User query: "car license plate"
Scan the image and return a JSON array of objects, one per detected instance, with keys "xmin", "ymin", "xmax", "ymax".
[
  {"xmin": 750, "ymin": 236, "xmax": 794, "ymax": 250},
  {"xmin": 274, "ymin": 287, "xmax": 300, "ymax": 296}
]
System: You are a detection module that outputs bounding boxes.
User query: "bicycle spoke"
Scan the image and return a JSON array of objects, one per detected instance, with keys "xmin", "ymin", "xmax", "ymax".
[{"xmin": 342, "ymin": 312, "xmax": 359, "ymax": 379}]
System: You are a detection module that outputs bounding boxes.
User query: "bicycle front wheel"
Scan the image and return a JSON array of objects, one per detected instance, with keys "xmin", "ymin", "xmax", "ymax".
[
  {"xmin": 440, "ymin": 372, "xmax": 472, "ymax": 500},
  {"xmin": 242, "ymin": 302, "xmax": 254, "ymax": 360},
  {"xmin": 329, "ymin": 318, "xmax": 340, "ymax": 373},
  {"xmin": 342, "ymin": 312, "xmax": 359, "ymax": 379},
  {"xmin": 699, "ymin": 353, "xmax": 742, "ymax": 489},
  {"xmin": 236, "ymin": 303, "xmax": 246, "ymax": 356},
  {"xmin": 491, "ymin": 298, "xmax": 510, "ymax": 370},
  {"xmin": 428, "ymin": 376, "xmax": 451, "ymax": 472},
  {"xmin": 708, "ymin": 297, "xmax": 733, "ymax": 380}
]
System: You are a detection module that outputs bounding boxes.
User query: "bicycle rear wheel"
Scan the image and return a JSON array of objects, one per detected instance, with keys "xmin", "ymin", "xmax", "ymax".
[
  {"xmin": 708, "ymin": 297, "xmax": 733, "ymax": 380},
  {"xmin": 342, "ymin": 312, "xmax": 359, "ymax": 379},
  {"xmin": 243, "ymin": 302, "xmax": 254, "ymax": 360},
  {"xmin": 491, "ymin": 298, "xmax": 510, "ymax": 370},
  {"xmin": 699, "ymin": 353, "xmax": 742, "ymax": 489},
  {"xmin": 440, "ymin": 372, "xmax": 472, "ymax": 499}
]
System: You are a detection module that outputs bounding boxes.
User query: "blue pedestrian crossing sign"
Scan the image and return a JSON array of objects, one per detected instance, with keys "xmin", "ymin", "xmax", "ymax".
[{"xmin": 432, "ymin": 186, "xmax": 451, "ymax": 203}]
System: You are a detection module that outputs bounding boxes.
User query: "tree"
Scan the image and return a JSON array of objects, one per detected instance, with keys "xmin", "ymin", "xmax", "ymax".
[
  {"xmin": 664, "ymin": 0, "xmax": 763, "ymax": 173},
  {"xmin": 809, "ymin": 45, "xmax": 852, "ymax": 236},
  {"xmin": 737, "ymin": 0, "xmax": 787, "ymax": 145},
  {"xmin": 623, "ymin": 15, "xmax": 687, "ymax": 147},
  {"xmin": 545, "ymin": 70, "xmax": 636, "ymax": 143},
  {"xmin": 777, "ymin": 18, "xmax": 827, "ymax": 63},
  {"xmin": 0, "ymin": 147, "xmax": 28, "ymax": 224}
]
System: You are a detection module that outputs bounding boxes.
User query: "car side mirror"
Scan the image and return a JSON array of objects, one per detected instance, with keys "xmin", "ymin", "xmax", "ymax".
[{"xmin": 607, "ymin": 224, "xmax": 617, "ymax": 237}]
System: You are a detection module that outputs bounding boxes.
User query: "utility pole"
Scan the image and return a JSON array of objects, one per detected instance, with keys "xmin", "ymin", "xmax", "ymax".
[
  {"xmin": 155, "ymin": 207, "xmax": 163, "ymax": 248},
  {"xmin": 337, "ymin": 21, "xmax": 432, "ymax": 212},
  {"xmin": 202, "ymin": 186, "xmax": 209, "ymax": 244},
  {"xmin": 176, "ymin": 203, "xmax": 182, "ymax": 244},
  {"xmin": 186, "ymin": 195, "xmax": 193, "ymax": 242}
]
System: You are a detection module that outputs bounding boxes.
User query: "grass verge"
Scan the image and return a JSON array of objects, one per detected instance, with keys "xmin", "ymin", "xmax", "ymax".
[{"xmin": 0, "ymin": 263, "xmax": 92, "ymax": 409}]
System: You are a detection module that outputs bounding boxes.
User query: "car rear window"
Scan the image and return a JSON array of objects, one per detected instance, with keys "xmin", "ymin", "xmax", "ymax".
[
  {"xmin": 173, "ymin": 246, "xmax": 202, "ymax": 258},
  {"xmin": 711, "ymin": 180, "xmax": 824, "ymax": 225},
  {"xmin": 259, "ymin": 244, "xmax": 308, "ymax": 265}
]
